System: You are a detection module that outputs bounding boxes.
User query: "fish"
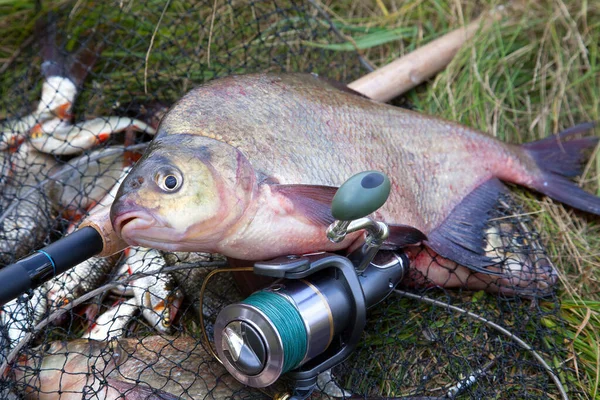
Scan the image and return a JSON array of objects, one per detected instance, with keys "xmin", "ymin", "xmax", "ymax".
[
  {"xmin": 11, "ymin": 335, "xmax": 265, "ymax": 400},
  {"xmin": 83, "ymin": 298, "xmax": 138, "ymax": 341},
  {"xmin": 0, "ymin": 147, "xmax": 21, "ymax": 192},
  {"xmin": 47, "ymin": 146, "xmax": 129, "ymax": 220},
  {"xmin": 0, "ymin": 145, "xmax": 57, "ymax": 266},
  {"xmin": 110, "ymin": 73, "xmax": 600, "ymax": 296},
  {"xmin": 44, "ymin": 252, "xmax": 122, "ymax": 315},
  {"xmin": 0, "ymin": 12, "xmax": 101, "ymax": 150},
  {"xmin": 29, "ymin": 116, "xmax": 156, "ymax": 155},
  {"xmin": 120, "ymin": 247, "xmax": 184, "ymax": 333},
  {"xmin": 0, "ymin": 320, "xmax": 19, "ymax": 400},
  {"xmin": 1, "ymin": 286, "xmax": 48, "ymax": 348}
]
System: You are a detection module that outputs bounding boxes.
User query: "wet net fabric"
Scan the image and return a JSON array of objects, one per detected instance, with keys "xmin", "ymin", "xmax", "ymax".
[{"xmin": 0, "ymin": 1, "xmax": 583, "ymax": 399}]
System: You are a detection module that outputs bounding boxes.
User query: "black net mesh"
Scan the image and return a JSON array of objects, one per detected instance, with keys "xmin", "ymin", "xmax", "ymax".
[{"xmin": 0, "ymin": 1, "xmax": 585, "ymax": 399}]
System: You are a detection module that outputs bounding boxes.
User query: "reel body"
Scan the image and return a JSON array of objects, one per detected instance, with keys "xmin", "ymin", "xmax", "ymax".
[{"xmin": 215, "ymin": 251, "xmax": 408, "ymax": 389}]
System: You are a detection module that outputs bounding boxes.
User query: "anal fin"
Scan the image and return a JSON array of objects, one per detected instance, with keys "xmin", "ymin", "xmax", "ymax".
[
  {"xmin": 384, "ymin": 224, "xmax": 428, "ymax": 248},
  {"xmin": 426, "ymin": 178, "xmax": 508, "ymax": 275}
]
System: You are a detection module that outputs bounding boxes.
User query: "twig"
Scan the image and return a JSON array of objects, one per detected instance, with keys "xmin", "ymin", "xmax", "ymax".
[
  {"xmin": 0, "ymin": 36, "xmax": 35, "ymax": 75},
  {"xmin": 393, "ymin": 289, "xmax": 569, "ymax": 400},
  {"xmin": 206, "ymin": 0, "xmax": 218, "ymax": 68},
  {"xmin": 144, "ymin": 0, "xmax": 172, "ymax": 94}
]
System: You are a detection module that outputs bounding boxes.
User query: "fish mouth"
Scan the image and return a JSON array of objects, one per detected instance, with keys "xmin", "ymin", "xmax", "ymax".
[{"xmin": 113, "ymin": 210, "xmax": 158, "ymax": 245}]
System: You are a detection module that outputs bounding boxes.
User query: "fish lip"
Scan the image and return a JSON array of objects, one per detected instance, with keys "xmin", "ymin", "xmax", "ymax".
[{"xmin": 113, "ymin": 209, "xmax": 158, "ymax": 244}]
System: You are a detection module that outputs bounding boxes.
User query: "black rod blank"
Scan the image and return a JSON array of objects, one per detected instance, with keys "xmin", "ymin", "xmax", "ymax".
[{"xmin": 0, "ymin": 227, "xmax": 103, "ymax": 306}]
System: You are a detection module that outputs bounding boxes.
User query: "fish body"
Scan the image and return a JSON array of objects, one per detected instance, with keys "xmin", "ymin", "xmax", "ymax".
[
  {"xmin": 12, "ymin": 335, "xmax": 264, "ymax": 399},
  {"xmin": 30, "ymin": 116, "xmax": 156, "ymax": 155},
  {"xmin": 45, "ymin": 253, "xmax": 122, "ymax": 314},
  {"xmin": 111, "ymin": 73, "xmax": 599, "ymax": 296},
  {"xmin": 83, "ymin": 298, "xmax": 138, "ymax": 341},
  {"xmin": 122, "ymin": 247, "xmax": 184, "ymax": 333},
  {"xmin": 1, "ymin": 287, "xmax": 47, "ymax": 348},
  {"xmin": 0, "ymin": 146, "xmax": 21, "ymax": 191},
  {"xmin": 0, "ymin": 115, "xmax": 41, "ymax": 150},
  {"xmin": 48, "ymin": 146, "xmax": 128, "ymax": 219},
  {"xmin": 0, "ymin": 146, "xmax": 57, "ymax": 266}
]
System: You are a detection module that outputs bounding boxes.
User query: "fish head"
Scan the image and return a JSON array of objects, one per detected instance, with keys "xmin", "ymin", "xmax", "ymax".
[
  {"xmin": 141, "ymin": 292, "xmax": 184, "ymax": 334},
  {"xmin": 110, "ymin": 134, "xmax": 257, "ymax": 252},
  {"xmin": 484, "ymin": 221, "xmax": 557, "ymax": 296},
  {"xmin": 137, "ymin": 276, "xmax": 185, "ymax": 334},
  {"xmin": 35, "ymin": 76, "xmax": 77, "ymax": 120}
]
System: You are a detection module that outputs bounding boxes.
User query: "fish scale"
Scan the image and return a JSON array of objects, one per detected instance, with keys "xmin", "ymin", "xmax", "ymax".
[
  {"xmin": 0, "ymin": 151, "xmax": 56, "ymax": 266},
  {"xmin": 45, "ymin": 253, "xmax": 122, "ymax": 313},
  {"xmin": 12, "ymin": 336, "xmax": 267, "ymax": 400}
]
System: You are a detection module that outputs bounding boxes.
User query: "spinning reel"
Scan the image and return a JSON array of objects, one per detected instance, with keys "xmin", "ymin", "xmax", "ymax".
[{"xmin": 213, "ymin": 171, "xmax": 409, "ymax": 399}]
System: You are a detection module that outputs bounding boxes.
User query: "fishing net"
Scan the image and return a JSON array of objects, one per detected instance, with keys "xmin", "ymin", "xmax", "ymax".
[{"xmin": 0, "ymin": 1, "xmax": 586, "ymax": 399}]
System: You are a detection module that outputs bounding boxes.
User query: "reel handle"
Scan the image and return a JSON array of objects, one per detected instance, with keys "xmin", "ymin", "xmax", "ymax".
[
  {"xmin": 327, "ymin": 171, "xmax": 391, "ymax": 271},
  {"xmin": 330, "ymin": 170, "xmax": 391, "ymax": 221},
  {"xmin": 327, "ymin": 171, "xmax": 390, "ymax": 247}
]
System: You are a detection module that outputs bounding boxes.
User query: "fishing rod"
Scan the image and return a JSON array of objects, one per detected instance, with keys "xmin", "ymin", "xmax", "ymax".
[{"xmin": 0, "ymin": 206, "xmax": 126, "ymax": 306}]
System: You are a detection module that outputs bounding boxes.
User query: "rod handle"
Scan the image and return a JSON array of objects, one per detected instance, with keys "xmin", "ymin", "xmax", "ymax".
[{"xmin": 79, "ymin": 205, "xmax": 128, "ymax": 257}]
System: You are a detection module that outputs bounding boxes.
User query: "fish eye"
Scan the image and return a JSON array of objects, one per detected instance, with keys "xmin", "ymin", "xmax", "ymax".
[
  {"xmin": 155, "ymin": 168, "xmax": 183, "ymax": 193},
  {"xmin": 513, "ymin": 237, "xmax": 526, "ymax": 246},
  {"xmin": 165, "ymin": 175, "xmax": 177, "ymax": 189}
]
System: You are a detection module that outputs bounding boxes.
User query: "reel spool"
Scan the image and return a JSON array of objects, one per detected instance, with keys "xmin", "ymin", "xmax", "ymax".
[{"xmin": 214, "ymin": 171, "xmax": 410, "ymax": 398}]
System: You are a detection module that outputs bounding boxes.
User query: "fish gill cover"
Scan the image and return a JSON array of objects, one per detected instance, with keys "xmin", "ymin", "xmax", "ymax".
[{"xmin": 0, "ymin": 1, "xmax": 597, "ymax": 399}]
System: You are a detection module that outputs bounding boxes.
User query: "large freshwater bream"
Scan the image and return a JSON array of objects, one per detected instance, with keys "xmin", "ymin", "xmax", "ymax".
[{"xmin": 110, "ymin": 73, "xmax": 599, "ymax": 295}]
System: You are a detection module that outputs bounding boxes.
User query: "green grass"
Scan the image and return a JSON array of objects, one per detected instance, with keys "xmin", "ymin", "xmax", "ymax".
[
  {"xmin": 328, "ymin": 1, "xmax": 600, "ymax": 397},
  {"xmin": 1, "ymin": 0, "xmax": 599, "ymax": 398}
]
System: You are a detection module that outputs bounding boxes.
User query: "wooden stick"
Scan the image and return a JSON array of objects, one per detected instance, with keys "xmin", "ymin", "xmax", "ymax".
[{"xmin": 348, "ymin": 9, "xmax": 503, "ymax": 102}]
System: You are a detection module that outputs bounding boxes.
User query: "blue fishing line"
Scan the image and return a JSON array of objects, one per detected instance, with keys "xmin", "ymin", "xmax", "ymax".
[
  {"xmin": 244, "ymin": 291, "xmax": 307, "ymax": 373},
  {"xmin": 36, "ymin": 250, "xmax": 56, "ymax": 276}
]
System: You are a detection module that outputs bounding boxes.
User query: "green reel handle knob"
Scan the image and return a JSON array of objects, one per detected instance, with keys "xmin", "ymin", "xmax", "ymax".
[{"xmin": 331, "ymin": 171, "xmax": 391, "ymax": 221}]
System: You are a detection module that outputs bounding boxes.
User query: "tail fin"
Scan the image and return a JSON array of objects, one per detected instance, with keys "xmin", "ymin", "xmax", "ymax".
[
  {"xmin": 523, "ymin": 122, "xmax": 600, "ymax": 215},
  {"xmin": 36, "ymin": 11, "xmax": 67, "ymax": 79}
]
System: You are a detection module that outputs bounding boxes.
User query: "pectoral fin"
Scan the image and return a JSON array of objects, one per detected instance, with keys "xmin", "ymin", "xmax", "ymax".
[{"xmin": 270, "ymin": 184, "xmax": 338, "ymax": 226}]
